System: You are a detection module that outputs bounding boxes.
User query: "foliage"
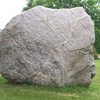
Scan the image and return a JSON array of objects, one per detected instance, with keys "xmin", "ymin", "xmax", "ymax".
[
  {"xmin": 94, "ymin": 27, "xmax": 100, "ymax": 53},
  {"xmin": 93, "ymin": 46, "xmax": 99, "ymax": 59},
  {"xmin": 0, "ymin": 60, "xmax": 100, "ymax": 100},
  {"xmin": 23, "ymin": 0, "xmax": 100, "ymax": 53}
]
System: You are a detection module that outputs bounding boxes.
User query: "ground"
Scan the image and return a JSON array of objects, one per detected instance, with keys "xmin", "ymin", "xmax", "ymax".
[{"xmin": 0, "ymin": 60, "xmax": 100, "ymax": 100}]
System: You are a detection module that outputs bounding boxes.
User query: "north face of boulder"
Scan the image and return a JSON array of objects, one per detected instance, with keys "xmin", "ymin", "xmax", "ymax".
[{"xmin": 0, "ymin": 6, "xmax": 95, "ymax": 86}]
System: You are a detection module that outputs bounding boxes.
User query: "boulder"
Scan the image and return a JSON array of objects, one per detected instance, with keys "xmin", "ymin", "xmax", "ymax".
[{"xmin": 0, "ymin": 6, "xmax": 95, "ymax": 86}]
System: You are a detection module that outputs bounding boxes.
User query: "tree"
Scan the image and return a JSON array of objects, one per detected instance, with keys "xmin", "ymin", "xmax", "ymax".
[{"xmin": 23, "ymin": 0, "xmax": 100, "ymax": 53}]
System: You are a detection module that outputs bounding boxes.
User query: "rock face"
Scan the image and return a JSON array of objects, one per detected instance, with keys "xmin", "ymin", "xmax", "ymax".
[
  {"xmin": 0, "ymin": 29, "xmax": 3, "ymax": 33},
  {"xmin": 0, "ymin": 6, "xmax": 95, "ymax": 86}
]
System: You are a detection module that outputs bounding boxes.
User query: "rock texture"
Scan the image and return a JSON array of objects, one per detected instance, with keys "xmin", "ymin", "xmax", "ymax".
[
  {"xmin": 0, "ymin": 6, "xmax": 95, "ymax": 86},
  {"xmin": 0, "ymin": 29, "xmax": 3, "ymax": 33}
]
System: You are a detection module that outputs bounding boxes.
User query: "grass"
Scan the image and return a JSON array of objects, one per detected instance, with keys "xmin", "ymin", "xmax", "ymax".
[{"xmin": 0, "ymin": 60, "xmax": 100, "ymax": 100}]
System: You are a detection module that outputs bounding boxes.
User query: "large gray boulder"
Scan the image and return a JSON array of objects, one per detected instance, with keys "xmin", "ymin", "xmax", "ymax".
[{"xmin": 0, "ymin": 6, "xmax": 95, "ymax": 86}]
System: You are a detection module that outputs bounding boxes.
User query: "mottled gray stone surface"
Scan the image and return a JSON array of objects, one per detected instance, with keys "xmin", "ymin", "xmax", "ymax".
[
  {"xmin": 0, "ymin": 29, "xmax": 3, "ymax": 33},
  {"xmin": 0, "ymin": 6, "xmax": 95, "ymax": 86}
]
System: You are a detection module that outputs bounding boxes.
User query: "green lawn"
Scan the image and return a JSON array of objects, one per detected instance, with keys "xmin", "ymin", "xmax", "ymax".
[{"xmin": 0, "ymin": 60, "xmax": 100, "ymax": 100}]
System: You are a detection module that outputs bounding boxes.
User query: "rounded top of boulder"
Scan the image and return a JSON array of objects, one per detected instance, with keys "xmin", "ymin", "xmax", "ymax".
[
  {"xmin": 24, "ymin": 6, "xmax": 87, "ymax": 18},
  {"xmin": 5, "ymin": 6, "xmax": 95, "ymax": 47}
]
